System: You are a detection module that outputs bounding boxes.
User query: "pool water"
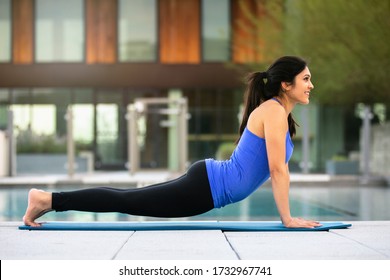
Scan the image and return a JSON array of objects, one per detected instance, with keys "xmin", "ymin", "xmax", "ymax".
[{"xmin": 1, "ymin": 185, "xmax": 389, "ymax": 223}]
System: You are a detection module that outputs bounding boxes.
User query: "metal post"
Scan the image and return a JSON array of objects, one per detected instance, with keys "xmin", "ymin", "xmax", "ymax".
[
  {"xmin": 168, "ymin": 90, "xmax": 182, "ymax": 171},
  {"xmin": 301, "ymin": 107, "xmax": 310, "ymax": 174},
  {"xmin": 7, "ymin": 109, "xmax": 16, "ymax": 176},
  {"xmin": 127, "ymin": 104, "xmax": 138, "ymax": 175},
  {"xmin": 178, "ymin": 98, "xmax": 188, "ymax": 173},
  {"xmin": 127, "ymin": 97, "xmax": 188, "ymax": 174},
  {"xmin": 361, "ymin": 105, "xmax": 373, "ymax": 184},
  {"xmin": 65, "ymin": 106, "xmax": 75, "ymax": 177}
]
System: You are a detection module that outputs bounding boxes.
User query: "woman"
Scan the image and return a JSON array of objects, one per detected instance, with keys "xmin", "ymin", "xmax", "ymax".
[{"xmin": 23, "ymin": 56, "xmax": 320, "ymax": 229}]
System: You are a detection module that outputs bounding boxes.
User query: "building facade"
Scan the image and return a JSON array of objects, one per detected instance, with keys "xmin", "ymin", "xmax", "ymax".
[{"xmin": 0, "ymin": 0, "xmax": 353, "ymax": 173}]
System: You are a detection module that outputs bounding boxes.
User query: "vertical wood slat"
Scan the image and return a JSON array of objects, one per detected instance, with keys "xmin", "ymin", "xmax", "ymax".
[
  {"xmin": 86, "ymin": 0, "xmax": 96, "ymax": 63},
  {"xmin": 86, "ymin": 0, "xmax": 117, "ymax": 64},
  {"xmin": 159, "ymin": 0, "xmax": 200, "ymax": 64},
  {"xmin": 12, "ymin": 0, "xmax": 34, "ymax": 64},
  {"xmin": 232, "ymin": 0, "xmax": 265, "ymax": 63}
]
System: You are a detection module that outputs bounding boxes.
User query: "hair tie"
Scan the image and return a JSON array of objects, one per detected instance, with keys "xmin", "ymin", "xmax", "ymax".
[{"xmin": 254, "ymin": 71, "xmax": 268, "ymax": 80}]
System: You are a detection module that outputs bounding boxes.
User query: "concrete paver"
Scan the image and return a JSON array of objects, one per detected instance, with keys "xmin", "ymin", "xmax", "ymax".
[
  {"xmin": 332, "ymin": 221, "xmax": 390, "ymax": 258},
  {"xmin": 115, "ymin": 230, "xmax": 237, "ymax": 260},
  {"xmin": 225, "ymin": 229, "xmax": 386, "ymax": 260},
  {"xmin": 1, "ymin": 221, "xmax": 389, "ymax": 260},
  {"xmin": 0, "ymin": 171, "xmax": 173, "ymax": 187},
  {"xmin": 0, "ymin": 222, "xmax": 133, "ymax": 260},
  {"xmin": 0, "ymin": 171, "xmax": 359, "ymax": 187}
]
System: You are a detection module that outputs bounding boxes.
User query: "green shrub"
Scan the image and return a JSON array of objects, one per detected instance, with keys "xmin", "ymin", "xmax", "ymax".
[
  {"xmin": 216, "ymin": 142, "xmax": 236, "ymax": 160},
  {"xmin": 17, "ymin": 130, "xmax": 67, "ymax": 153}
]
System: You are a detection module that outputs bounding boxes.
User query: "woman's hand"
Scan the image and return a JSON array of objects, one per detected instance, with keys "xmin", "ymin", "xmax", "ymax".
[{"xmin": 284, "ymin": 217, "xmax": 322, "ymax": 228}]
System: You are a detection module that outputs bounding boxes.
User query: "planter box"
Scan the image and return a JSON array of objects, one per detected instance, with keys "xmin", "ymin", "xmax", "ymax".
[{"xmin": 326, "ymin": 160, "xmax": 359, "ymax": 175}]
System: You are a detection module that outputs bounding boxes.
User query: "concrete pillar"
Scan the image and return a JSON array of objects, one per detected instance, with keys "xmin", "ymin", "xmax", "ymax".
[
  {"xmin": 65, "ymin": 106, "xmax": 75, "ymax": 177},
  {"xmin": 168, "ymin": 89, "xmax": 182, "ymax": 171}
]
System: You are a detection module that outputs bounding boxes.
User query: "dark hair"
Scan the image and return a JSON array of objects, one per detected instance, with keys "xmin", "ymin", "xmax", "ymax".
[{"xmin": 237, "ymin": 56, "xmax": 307, "ymax": 142}]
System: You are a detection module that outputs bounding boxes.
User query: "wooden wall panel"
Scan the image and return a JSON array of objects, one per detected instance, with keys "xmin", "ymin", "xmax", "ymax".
[
  {"xmin": 232, "ymin": 0, "xmax": 265, "ymax": 63},
  {"xmin": 12, "ymin": 0, "xmax": 34, "ymax": 64},
  {"xmin": 159, "ymin": 0, "xmax": 200, "ymax": 64},
  {"xmin": 86, "ymin": 0, "xmax": 117, "ymax": 64},
  {"xmin": 0, "ymin": 64, "xmax": 242, "ymax": 88}
]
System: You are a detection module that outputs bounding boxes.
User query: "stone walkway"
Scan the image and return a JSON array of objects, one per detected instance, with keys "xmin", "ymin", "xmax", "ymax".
[{"xmin": 1, "ymin": 221, "xmax": 389, "ymax": 260}]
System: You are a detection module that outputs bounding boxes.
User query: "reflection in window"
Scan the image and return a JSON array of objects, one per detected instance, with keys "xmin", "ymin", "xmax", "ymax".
[
  {"xmin": 11, "ymin": 88, "xmax": 71, "ymax": 139},
  {"xmin": 73, "ymin": 105, "xmax": 93, "ymax": 142},
  {"xmin": 0, "ymin": 0, "xmax": 11, "ymax": 62},
  {"xmin": 202, "ymin": 0, "xmax": 230, "ymax": 61},
  {"xmin": 11, "ymin": 105, "xmax": 56, "ymax": 136},
  {"xmin": 97, "ymin": 104, "xmax": 119, "ymax": 163},
  {"xmin": 35, "ymin": 0, "xmax": 84, "ymax": 62},
  {"xmin": 119, "ymin": 0, "xmax": 157, "ymax": 62}
]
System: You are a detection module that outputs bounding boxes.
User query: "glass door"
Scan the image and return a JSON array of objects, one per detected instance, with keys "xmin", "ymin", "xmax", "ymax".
[{"xmin": 94, "ymin": 90, "xmax": 127, "ymax": 170}]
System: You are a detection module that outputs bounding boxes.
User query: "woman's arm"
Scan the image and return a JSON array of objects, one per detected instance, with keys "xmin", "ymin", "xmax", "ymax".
[
  {"xmin": 263, "ymin": 109, "xmax": 292, "ymax": 225},
  {"xmin": 263, "ymin": 105, "xmax": 321, "ymax": 228}
]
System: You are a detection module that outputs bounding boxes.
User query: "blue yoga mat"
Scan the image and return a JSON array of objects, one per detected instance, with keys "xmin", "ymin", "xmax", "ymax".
[{"xmin": 19, "ymin": 221, "xmax": 351, "ymax": 231}]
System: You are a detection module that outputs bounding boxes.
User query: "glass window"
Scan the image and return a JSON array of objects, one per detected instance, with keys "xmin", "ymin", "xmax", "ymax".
[
  {"xmin": 73, "ymin": 105, "xmax": 93, "ymax": 143},
  {"xmin": 184, "ymin": 88, "xmax": 241, "ymax": 161},
  {"xmin": 0, "ymin": 89, "xmax": 9, "ymax": 129},
  {"xmin": 202, "ymin": 0, "xmax": 230, "ymax": 61},
  {"xmin": 35, "ymin": 0, "xmax": 84, "ymax": 62},
  {"xmin": 73, "ymin": 89, "xmax": 94, "ymax": 143},
  {"xmin": 0, "ymin": 0, "xmax": 11, "ymax": 62},
  {"xmin": 119, "ymin": 0, "xmax": 157, "ymax": 62},
  {"xmin": 0, "ymin": 89, "xmax": 9, "ymax": 104},
  {"xmin": 12, "ymin": 105, "xmax": 56, "ymax": 135}
]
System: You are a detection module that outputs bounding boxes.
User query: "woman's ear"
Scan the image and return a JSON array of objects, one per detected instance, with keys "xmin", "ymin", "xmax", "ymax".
[{"xmin": 281, "ymin": 81, "xmax": 292, "ymax": 92}]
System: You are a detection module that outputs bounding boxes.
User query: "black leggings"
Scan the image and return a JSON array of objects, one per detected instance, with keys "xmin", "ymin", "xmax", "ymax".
[{"xmin": 52, "ymin": 161, "xmax": 215, "ymax": 218}]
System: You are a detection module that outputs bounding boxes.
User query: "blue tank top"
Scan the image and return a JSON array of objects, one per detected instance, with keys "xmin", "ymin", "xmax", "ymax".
[{"xmin": 205, "ymin": 127, "xmax": 294, "ymax": 208}]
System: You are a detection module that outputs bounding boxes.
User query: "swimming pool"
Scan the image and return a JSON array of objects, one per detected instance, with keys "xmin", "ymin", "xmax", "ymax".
[{"xmin": 1, "ymin": 185, "xmax": 389, "ymax": 223}]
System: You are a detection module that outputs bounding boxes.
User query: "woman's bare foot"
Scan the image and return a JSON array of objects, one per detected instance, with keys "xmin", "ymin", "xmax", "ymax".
[{"xmin": 23, "ymin": 188, "xmax": 53, "ymax": 227}]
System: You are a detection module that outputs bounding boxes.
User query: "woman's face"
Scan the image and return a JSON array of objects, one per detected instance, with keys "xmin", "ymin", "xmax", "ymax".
[{"xmin": 285, "ymin": 67, "xmax": 314, "ymax": 104}]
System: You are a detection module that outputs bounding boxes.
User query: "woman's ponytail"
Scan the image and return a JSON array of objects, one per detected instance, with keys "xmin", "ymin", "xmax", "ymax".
[
  {"xmin": 237, "ymin": 72, "xmax": 268, "ymax": 142},
  {"xmin": 287, "ymin": 113, "xmax": 297, "ymax": 137}
]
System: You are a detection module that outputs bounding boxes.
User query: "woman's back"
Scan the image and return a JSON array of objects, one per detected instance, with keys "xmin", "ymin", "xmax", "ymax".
[{"xmin": 205, "ymin": 99, "xmax": 294, "ymax": 208}]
